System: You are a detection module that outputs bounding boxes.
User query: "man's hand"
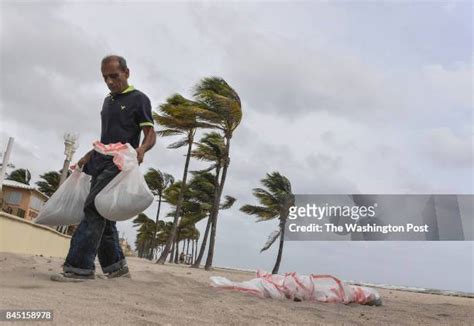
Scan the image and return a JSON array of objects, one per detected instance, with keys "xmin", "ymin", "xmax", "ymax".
[{"xmin": 136, "ymin": 147, "xmax": 146, "ymax": 165}]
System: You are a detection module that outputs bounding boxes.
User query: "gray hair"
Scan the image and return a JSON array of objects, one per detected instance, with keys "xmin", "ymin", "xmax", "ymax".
[{"xmin": 101, "ymin": 55, "xmax": 128, "ymax": 71}]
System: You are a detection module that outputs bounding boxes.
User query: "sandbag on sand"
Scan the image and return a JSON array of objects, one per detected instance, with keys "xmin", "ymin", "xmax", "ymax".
[{"xmin": 210, "ymin": 270, "xmax": 382, "ymax": 305}]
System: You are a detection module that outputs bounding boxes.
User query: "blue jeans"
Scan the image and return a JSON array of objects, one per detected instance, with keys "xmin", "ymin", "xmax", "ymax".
[{"xmin": 64, "ymin": 161, "xmax": 127, "ymax": 276}]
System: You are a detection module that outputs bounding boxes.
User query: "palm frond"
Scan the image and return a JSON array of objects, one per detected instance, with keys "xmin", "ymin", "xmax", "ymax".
[
  {"xmin": 240, "ymin": 204, "xmax": 278, "ymax": 221},
  {"xmin": 260, "ymin": 230, "xmax": 280, "ymax": 252},
  {"xmin": 192, "ymin": 77, "xmax": 242, "ymax": 133},
  {"xmin": 220, "ymin": 195, "xmax": 236, "ymax": 210},
  {"xmin": 155, "ymin": 128, "xmax": 184, "ymax": 137},
  {"xmin": 167, "ymin": 137, "xmax": 190, "ymax": 149}
]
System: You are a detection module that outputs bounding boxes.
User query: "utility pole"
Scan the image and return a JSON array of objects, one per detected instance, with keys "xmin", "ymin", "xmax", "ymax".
[{"xmin": 0, "ymin": 137, "xmax": 15, "ymax": 197}]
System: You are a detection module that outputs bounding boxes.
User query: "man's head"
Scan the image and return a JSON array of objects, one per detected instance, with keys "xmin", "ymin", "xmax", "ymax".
[{"xmin": 101, "ymin": 55, "xmax": 130, "ymax": 95}]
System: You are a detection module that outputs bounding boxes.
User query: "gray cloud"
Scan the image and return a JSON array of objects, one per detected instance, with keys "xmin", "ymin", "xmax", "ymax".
[
  {"xmin": 1, "ymin": 3, "xmax": 107, "ymax": 134},
  {"xmin": 421, "ymin": 127, "xmax": 473, "ymax": 168}
]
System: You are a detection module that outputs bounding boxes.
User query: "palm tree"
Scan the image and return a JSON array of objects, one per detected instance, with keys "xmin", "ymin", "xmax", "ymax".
[
  {"xmin": 133, "ymin": 213, "xmax": 156, "ymax": 259},
  {"xmin": 35, "ymin": 171, "xmax": 61, "ymax": 197},
  {"xmin": 187, "ymin": 227, "xmax": 200, "ymax": 263},
  {"xmin": 144, "ymin": 168, "xmax": 174, "ymax": 259},
  {"xmin": 193, "ymin": 77, "xmax": 242, "ymax": 270},
  {"xmin": 240, "ymin": 172, "xmax": 295, "ymax": 274},
  {"xmin": 161, "ymin": 172, "xmax": 208, "ymax": 262},
  {"xmin": 154, "ymin": 94, "xmax": 211, "ymax": 264},
  {"xmin": 155, "ymin": 220, "xmax": 174, "ymax": 258},
  {"xmin": 6, "ymin": 168, "xmax": 31, "ymax": 185},
  {"xmin": 160, "ymin": 177, "xmax": 208, "ymax": 263},
  {"xmin": 173, "ymin": 217, "xmax": 198, "ymax": 263},
  {"xmin": 189, "ymin": 132, "xmax": 227, "ymax": 268},
  {"xmin": 161, "ymin": 180, "xmax": 186, "ymax": 262},
  {"xmin": 188, "ymin": 171, "xmax": 236, "ymax": 268},
  {"xmin": 160, "ymin": 168, "xmax": 235, "ymax": 266}
]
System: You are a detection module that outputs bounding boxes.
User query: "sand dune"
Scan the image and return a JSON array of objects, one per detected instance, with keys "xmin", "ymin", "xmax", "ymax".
[{"xmin": 0, "ymin": 252, "xmax": 472, "ymax": 325}]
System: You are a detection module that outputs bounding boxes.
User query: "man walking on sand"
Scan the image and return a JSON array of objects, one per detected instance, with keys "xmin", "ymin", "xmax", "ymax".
[{"xmin": 52, "ymin": 55, "xmax": 156, "ymax": 281}]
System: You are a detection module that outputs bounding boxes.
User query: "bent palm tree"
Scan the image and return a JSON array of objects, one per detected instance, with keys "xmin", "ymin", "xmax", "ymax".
[
  {"xmin": 240, "ymin": 172, "xmax": 294, "ymax": 274},
  {"xmin": 186, "ymin": 171, "xmax": 235, "ymax": 268},
  {"xmin": 36, "ymin": 171, "xmax": 61, "ymax": 197},
  {"xmin": 133, "ymin": 213, "xmax": 156, "ymax": 259},
  {"xmin": 189, "ymin": 132, "xmax": 225, "ymax": 268},
  {"xmin": 7, "ymin": 168, "xmax": 31, "ymax": 185},
  {"xmin": 193, "ymin": 77, "xmax": 242, "ymax": 270},
  {"xmin": 154, "ymin": 94, "xmax": 209, "ymax": 264},
  {"xmin": 144, "ymin": 168, "xmax": 174, "ymax": 259},
  {"xmin": 155, "ymin": 220, "xmax": 174, "ymax": 256}
]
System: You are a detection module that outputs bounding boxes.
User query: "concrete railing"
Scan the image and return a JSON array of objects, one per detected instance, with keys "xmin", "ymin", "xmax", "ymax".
[{"xmin": 0, "ymin": 212, "xmax": 71, "ymax": 257}]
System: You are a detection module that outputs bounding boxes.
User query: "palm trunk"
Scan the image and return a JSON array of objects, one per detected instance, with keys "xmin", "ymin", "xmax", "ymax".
[
  {"xmin": 194, "ymin": 239, "xmax": 198, "ymax": 264},
  {"xmin": 272, "ymin": 217, "xmax": 287, "ymax": 274},
  {"xmin": 147, "ymin": 239, "xmax": 151, "ymax": 260},
  {"xmin": 169, "ymin": 240, "xmax": 175, "ymax": 263},
  {"xmin": 171, "ymin": 242, "xmax": 176, "ymax": 263},
  {"xmin": 191, "ymin": 215, "xmax": 212, "ymax": 268},
  {"xmin": 185, "ymin": 239, "xmax": 190, "ymax": 259},
  {"xmin": 174, "ymin": 238, "xmax": 183, "ymax": 264},
  {"xmin": 159, "ymin": 244, "xmax": 163, "ymax": 259},
  {"xmin": 174, "ymin": 239, "xmax": 178, "ymax": 262},
  {"xmin": 183, "ymin": 240, "xmax": 187, "ymax": 263},
  {"xmin": 151, "ymin": 196, "xmax": 162, "ymax": 260},
  {"xmin": 149, "ymin": 241, "xmax": 154, "ymax": 260},
  {"xmin": 145, "ymin": 239, "xmax": 150, "ymax": 260},
  {"xmin": 205, "ymin": 137, "xmax": 231, "ymax": 270},
  {"xmin": 174, "ymin": 238, "xmax": 180, "ymax": 264},
  {"xmin": 192, "ymin": 165, "xmax": 221, "ymax": 268},
  {"xmin": 157, "ymin": 132, "xmax": 194, "ymax": 264},
  {"xmin": 172, "ymin": 240, "xmax": 176, "ymax": 263},
  {"xmin": 183, "ymin": 240, "xmax": 186, "ymax": 260}
]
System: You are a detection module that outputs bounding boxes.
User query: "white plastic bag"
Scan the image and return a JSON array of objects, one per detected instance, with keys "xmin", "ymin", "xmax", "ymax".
[
  {"xmin": 93, "ymin": 142, "xmax": 154, "ymax": 221},
  {"xmin": 34, "ymin": 168, "xmax": 91, "ymax": 226}
]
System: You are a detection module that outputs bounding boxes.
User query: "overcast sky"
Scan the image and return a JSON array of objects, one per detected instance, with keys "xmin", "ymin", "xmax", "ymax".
[{"xmin": 1, "ymin": 1, "xmax": 472, "ymax": 292}]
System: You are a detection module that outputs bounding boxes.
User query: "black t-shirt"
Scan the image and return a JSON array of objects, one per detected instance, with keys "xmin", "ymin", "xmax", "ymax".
[
  {"xmin": 100, "ymin": 86, "xmax": 154, "ymax": 148},
  {"xmin": 84, "ymin": 86, "xmax": 154, "ymax": 175}
]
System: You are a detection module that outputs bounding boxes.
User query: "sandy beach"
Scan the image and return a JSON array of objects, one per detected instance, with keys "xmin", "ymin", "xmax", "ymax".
[{"xmin": 0, "ymin": 252, "xmax": 472, "ymax": 325}]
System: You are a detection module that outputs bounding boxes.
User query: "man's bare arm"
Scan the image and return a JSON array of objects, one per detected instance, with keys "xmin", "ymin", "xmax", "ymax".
[
  {"xmin": 136, "ymin": 126, "xmax": 156, "ymax": 164},
  {"xmin": 77, "ymin": 149, "xmax": 94, "ymax": 168}
]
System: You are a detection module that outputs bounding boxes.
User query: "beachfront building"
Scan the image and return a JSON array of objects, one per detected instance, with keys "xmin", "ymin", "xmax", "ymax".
[
  {"xmin": 0, "ymin": 180, "xmax": 48, "ymax": 221},
  {"xmin": 0, "ymin": 180, "xmax": 77, "ymax": 236}
]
